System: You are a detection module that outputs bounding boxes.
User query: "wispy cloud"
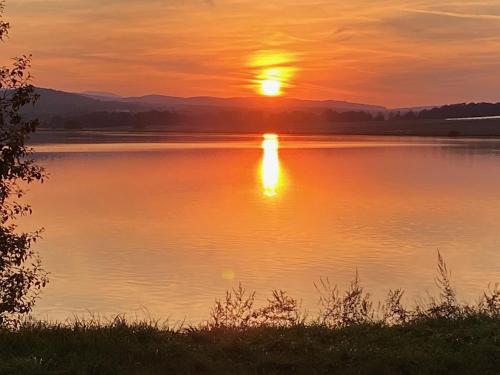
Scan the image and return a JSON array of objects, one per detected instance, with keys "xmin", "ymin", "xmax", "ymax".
[{"xmin": 405, "ymin": 8, "xmax": 500, "ymax": 20}]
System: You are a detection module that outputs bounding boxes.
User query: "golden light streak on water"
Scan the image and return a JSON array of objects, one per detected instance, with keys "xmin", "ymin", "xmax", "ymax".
[{"xmin": 261, "ymin": 134, "xmax": 280, "ymax": 197}]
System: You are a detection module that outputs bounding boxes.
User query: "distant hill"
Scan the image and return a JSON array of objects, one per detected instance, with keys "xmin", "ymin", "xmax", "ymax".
[
  {"xmin": 25, "ymin": 88, "xmax": 387, "ymax": 117},
  {"xmin": 116, "ymin": 95, "xmax": 387, "ymax": 113},
  {"xmin": 81, "ymin": 91, "xmax": 122, "ymax": 100},
  {"xmin": 23, "ymin": 88, "xmax": 146, "ymax": 118}
]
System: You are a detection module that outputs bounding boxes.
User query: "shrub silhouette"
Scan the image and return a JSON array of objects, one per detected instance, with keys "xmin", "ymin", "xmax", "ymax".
[
  {"xmin": 0, "ymin": 2, "xmax": 47, "ymax": 327},
  {"xmin": 208, "ymin": 251, "xmax": 498, "ymax": 330},
  {"xmin": 209, "ymin": 284, "xmax": 256, "ymax": 329},
  {"xmin": 478, "ymin": 284, "xmax": 500, "ymax": 317},
  {"xmin": 423, "ymin": 250, "xmax": 460, "ymax": 319},
  {"xmin": 315, "ymin": 271, "xmax": 373, "ymax": 328},
  {"xmin": 256, "ymin": 290, "xmax": 305, "ymax": 327},
  {"xmin": 383, "ymin": 289, "xmax": 409, "ymax": 325}
]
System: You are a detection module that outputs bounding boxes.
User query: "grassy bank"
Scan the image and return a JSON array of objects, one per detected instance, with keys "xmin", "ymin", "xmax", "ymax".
[
  {"xmin": 1, "ymin": 253, "xmax": 498, "ymax": 374},
  {"xmin": 0, "ymin": 316, "xmax": 499, "ymax": 374}
]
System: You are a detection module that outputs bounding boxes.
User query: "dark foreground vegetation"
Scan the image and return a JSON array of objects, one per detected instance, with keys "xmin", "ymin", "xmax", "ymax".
[
  {"xmin": 0, "ymin": 316, "xmax": 499, "ymax": 374},
  {"xmin": 1, "ymin": 254, "xmax": 499, "ymax": 374}
]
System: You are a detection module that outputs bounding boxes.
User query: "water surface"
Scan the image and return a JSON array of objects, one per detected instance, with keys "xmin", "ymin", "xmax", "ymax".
[{"xmin": 23, "ymin": 133, "xmax": 500, "ymax": 322}]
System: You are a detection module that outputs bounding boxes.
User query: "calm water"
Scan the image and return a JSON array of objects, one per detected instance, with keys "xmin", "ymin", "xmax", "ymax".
[{"xmin": 22, "ymin": 133, "xmax": 500, "ymax": 322}]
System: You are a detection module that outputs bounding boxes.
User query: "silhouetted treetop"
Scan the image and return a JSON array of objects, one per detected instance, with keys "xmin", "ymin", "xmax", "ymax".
[{"xmin": 418, "ymin": 102, "xmax": 500, "ymax": 120}]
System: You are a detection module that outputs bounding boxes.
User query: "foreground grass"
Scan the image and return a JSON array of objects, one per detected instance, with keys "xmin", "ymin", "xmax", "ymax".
[
  {"xmin": 0, "ymin": 315, "xmax": 499, "ymax": 374},
  {"xmin": 1, "ymin": 253, "xmax": 498, "ymax": 374}
]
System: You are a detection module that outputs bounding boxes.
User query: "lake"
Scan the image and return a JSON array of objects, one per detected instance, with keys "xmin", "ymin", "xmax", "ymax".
[{"xmin": 23, "ymin": 132, "xmax": 500, "ymax": 322}]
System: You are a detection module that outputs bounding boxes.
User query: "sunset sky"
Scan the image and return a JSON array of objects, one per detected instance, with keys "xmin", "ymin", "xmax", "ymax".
[{"xmin": 2, "ymin": 0, "xmax": 500, "ymax": 107}]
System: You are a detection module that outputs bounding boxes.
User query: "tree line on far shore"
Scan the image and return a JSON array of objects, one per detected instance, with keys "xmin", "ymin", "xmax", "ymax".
[{"xmin": 41, "ymin": 101, "xmax": 500, "ymax": 130}]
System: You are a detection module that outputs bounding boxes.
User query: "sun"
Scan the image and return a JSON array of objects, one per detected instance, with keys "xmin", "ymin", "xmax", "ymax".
[
  {"xmin": 250, "ymin": 51, "xmax": 297, "ymax": 97},
  {"xmin": 260, "ymin": 79, "xmax": 282, "ymax": 96}
]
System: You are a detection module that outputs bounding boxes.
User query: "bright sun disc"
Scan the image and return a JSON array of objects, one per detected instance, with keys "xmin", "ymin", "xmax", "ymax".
[{"xmin": 260, "ymin": 79, "xmax": 281, "ymax": 96}]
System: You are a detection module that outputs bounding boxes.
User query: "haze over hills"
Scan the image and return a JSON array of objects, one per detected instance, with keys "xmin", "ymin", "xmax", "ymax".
[
  {"xmin": 26, "ymin": 88, "xmax": 148, "ymax": 117},
  {"xmin": 102, "ymin": 94, "xmax": 388, "ymax": 113},
  {"xmin": 30, "ymin": 88, "xmax": 387, "ymax": 116},
  {"xmin": 81, "ymin": 91, "xmax": 122, "ymax": 99}
]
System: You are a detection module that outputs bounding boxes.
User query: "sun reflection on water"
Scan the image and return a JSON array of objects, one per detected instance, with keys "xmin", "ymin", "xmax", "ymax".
[{"xmin": 261, "ymin": 134, "xmax": 280, "ymax": 197}]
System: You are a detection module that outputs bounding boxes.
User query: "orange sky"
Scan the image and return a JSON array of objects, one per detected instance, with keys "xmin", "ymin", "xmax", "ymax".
[{"xmin": 2, "ymin": 0, "xmax": 500, "ymax": 107}]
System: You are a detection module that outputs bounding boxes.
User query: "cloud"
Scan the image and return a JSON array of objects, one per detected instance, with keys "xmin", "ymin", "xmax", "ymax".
[{"xmin": 405, "ymin": 8, "xmax": 500, "ymax": 20}]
